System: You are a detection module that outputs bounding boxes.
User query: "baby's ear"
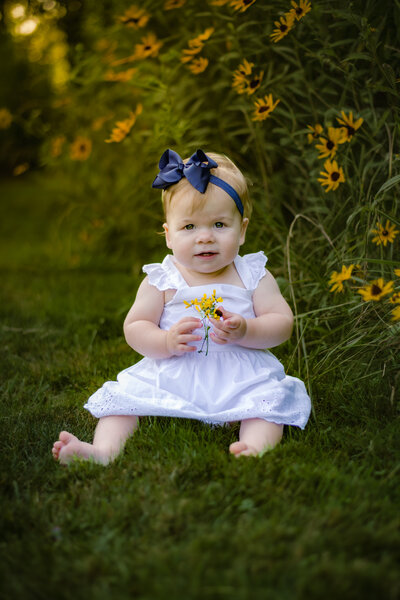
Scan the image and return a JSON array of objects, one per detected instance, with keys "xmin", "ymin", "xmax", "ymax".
[
  {"xmin": 163, "ymin": 223, "xmax": 172, "ymax": 249},
  {"xmin": 240, "ymin": 218, "xmax": 249, "ymax": 245}
]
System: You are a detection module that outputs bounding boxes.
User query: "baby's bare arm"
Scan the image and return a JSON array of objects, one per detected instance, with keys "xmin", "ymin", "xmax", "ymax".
[
  {"xmin": 210, "ymin": 270, "xmax": 293, "ymax": 350},
  {"xmin": 123, "ymin": 278, "xmax": 201, "ymax": 358}
]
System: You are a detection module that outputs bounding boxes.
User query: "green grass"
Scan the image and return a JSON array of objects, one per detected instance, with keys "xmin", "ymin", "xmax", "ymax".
[{"xmin": 1, "ymin": 176, "xmax": 399, "ymax": 600}]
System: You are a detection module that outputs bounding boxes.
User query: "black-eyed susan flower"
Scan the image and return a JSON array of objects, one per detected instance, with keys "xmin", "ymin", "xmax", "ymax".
[
  {"xmin": 252, "ymin": 94, "xmax": 280, "ymax": 121},
  {"xmin": 70, "ymin": 136, "xmax": 92, "ymax": 161},
  {"xmin": 270, "ymin": 13, "xmax": 295, "ymax": 43},
  {"xmin": 181, "ymin": 46, "xmax": 203, "ymax": 63},
  {"xmin": 246, "ymin": 70, "xmax": 264, "ymax": 95},
  {"xmin": 389, "ymin": 292, "xmax": 400, "ymax": 304},
  {"xmin": 195, "ymin": 27, "xmax": 215, "ymax": 42},
  {"xmin": 336, "ymin": 111, "xmax": 363, "ymax": 142},
  {"xmin": 318, "ymin": 159, "xmax": 345, "ymax": 192},
  {"xmin": 315, "ymin": 126, "xmax": 346, "ymax": 159},
  {"xmin": 164, "ymin": 0, "xmax": 186, "ymax": 9},
  {"xmin": 395, "ymin": 268, "xmax": 400, "ymax": 277},
  {"xmin": 133, "ymin": 33, "xmax": 163, "ymax": 60},
  {"xmin": 187, "ymin": 57, "xmax": 209, "ymax": 74},
  {"xmin": 181, "ymin": 28, "xmax": 214, "ymax": 63},
  {"xmin": 230, "ymin": 0, "xmax": 256, "ymax": 12},
  {"xmin": 307, "ymin": 123, "xmax": 323, "ymax": 143},
  {"xmin": 289, "ymin": 0, "xmax": 312, "ymax": 20},
  {"xmin": 0, "ymin": 108, "xmax": 12, "ymax": 129},
  {"xmin": 184, "ymin": 290, "xmax": 223, "ymax": 355},
  {"xmin": 232, "ymin": 59, "xmax": 254, "ymax": 94},
  {"xmin": 117, "ymin": 6, "xmax": 150, "ymax": 28},
  {"xmin": 328, "ymin": 264, "xmax": 354, "ymax": 293},
  {"xmin": 391, "ymin": 305, "xmax": 400, "ymax": 321},
  {"xmin": 105, "ymin": 105, "xmax": 142, "ymax": 143},
  {"xmin": 371, "ymin": 220, "xmax": 399, "ymax": 247},
  {"xmin": 232, "ymin": 59, "xmax": 263, "ymax": 96},
  {"xmin": 358, "ymin": 278, "xmax": 394, "ymax": 302}
]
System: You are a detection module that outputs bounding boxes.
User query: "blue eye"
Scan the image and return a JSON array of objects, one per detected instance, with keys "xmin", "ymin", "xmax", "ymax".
[
  {"xmin": 184, "ymin": 224, "xmax": 194, "ymax": 230},
  {"xmin": 215, "ymin": 222, "xmax": 225, "ymax": 228}
]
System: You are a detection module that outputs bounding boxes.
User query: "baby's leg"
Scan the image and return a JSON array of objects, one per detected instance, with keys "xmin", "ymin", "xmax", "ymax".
[
  {"xmin": 52, "ymin": 415, "xmax": 138, "ymax": 465},
  {"xmin": 229, "ymin": 418, "xmax": 283, "ymax": 457}
]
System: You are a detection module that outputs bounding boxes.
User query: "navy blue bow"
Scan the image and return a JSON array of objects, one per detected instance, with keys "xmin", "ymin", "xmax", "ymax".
[
  {"xmin": 152, "ymin": 149, "xmax": 218, "ymax": 193},
  {"xmin": 152, "ymin": 148, "xmax": 244, "ymax": 216}
]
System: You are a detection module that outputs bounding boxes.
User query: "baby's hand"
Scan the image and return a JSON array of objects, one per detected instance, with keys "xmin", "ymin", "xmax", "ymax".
[
  {"xmin": 209, "ymin": 307, "xmax": 247, "ymax": 345},
  {"xmin": 166, "ymin": 317, "xmax": 202, "ymax": 356}
]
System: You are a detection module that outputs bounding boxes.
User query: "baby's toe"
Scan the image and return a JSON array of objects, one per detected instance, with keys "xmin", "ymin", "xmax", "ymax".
[
  {"xmin": 59, "ymin": 431, "xmax": 77, "ymax": 444},
  {"xmin": 229, "ymin": 441, "xmax": 248, "ymax": 456}
]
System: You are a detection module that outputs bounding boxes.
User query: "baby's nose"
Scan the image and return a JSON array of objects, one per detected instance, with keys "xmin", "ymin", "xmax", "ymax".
[{"xmin": 196, "ymin": 227, "xmax": 214, "ymax": 242}]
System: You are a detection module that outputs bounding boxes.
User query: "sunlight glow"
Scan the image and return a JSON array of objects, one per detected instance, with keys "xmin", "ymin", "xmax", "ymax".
[
  {"xmin": 16, "ymin": 18, "xmax": 38, "ymax": 35},
  {"xmin": 11, "ymin": 4, "xmax": 26, "ymax": 19}
]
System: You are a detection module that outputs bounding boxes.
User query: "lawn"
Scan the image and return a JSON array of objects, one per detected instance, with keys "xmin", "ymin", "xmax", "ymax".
[{"xmin": 0, "ymin": 175, "xmax": 399, "ymax": 600}]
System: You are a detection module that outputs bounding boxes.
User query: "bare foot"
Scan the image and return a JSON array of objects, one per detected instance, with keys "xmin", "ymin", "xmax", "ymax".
[
  {"xmin": 229, "ymin": 441, "xmax": 260, "ymax": 457},
  {"xmin": 52, "ymin": 431, "xmax": 110, "ymax": 465}
]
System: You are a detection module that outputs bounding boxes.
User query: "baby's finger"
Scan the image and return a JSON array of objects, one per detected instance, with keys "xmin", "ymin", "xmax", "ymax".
[
  {"xmin": 177, "ymin": 343, "xmax": 197, "ymax": 353},
  {"xmin": 210, "ymin": 332, "xmax": 228, "ymax": 345},
  {"xmin": 180, "ymin": 333, "xmax": 202, "ymax": 344},
  {"xmin": 178, "ymin": 316, "xmax": 202, "ymax": 326},
  {"xmin": 179, "ymin": 319, "xmax": 202, "ymax": 333}
]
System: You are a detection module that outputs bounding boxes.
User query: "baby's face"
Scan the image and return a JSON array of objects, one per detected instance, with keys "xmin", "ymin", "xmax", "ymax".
[{"xmin": 163, "ymin": 187, "xmax": 248, "ymax": 277}]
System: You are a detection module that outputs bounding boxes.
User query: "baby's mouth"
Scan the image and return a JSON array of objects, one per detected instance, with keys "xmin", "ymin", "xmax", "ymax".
[{"xmin": 196, "ymin": 252, "xmax": 217, "ymax": 257}]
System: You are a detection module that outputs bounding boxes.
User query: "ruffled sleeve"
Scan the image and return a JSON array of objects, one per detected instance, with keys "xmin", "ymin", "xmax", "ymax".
[
  {"xmin": 235, "ymin": 251, "xmax": 268, "ymax": 290},
  {"xmin": 142, "ymin": 254, "xmax": 186, "ymax": 291}
]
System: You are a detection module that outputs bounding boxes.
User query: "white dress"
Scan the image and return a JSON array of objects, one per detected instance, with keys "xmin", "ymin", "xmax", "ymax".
[{"xmin": 84, "ymin": 252, "xmax": 311, "ymax": 428}]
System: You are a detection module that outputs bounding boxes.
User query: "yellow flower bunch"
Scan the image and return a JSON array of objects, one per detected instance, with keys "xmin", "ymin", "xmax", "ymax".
[
  {"xmin": 328, "ymin": 263, "xmax": 400, "ymax": 322},
  {"xmin": 209, "ymin": 0, "xmax": 256, "ymax": 12},
  {"xmin": 105, "ymin": 104, "xmax": 143, "ymax": 143},
  {"xmin": 306, "ymin": 111, "xmax": 363, "ymax": 193},
  {"xmin": 328, "ymin": 264, "xmax": 355, "ymax": 293},
  {"xmin": 270, "ymin": 0, "xmax": 311, "ymax": 43},
  {"xmin": 184, "ymin": 290, "xmax": 223, "ymax": 354},
  {"xmin": 181, "ymin": 28, "xmax": 214, "ymax": 74},
  {"xmin": 232, "ymin": 59, "xmax": 263, "ymax": 96},
  {"xmin": 116, "ymin": 6, "xmax": 150, "ymax": 29}
]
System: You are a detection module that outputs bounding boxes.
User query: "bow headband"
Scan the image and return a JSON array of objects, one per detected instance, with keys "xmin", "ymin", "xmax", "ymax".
[{"xmin": 152, "ymin": 149, "xmax": 244, "ymax": 217}]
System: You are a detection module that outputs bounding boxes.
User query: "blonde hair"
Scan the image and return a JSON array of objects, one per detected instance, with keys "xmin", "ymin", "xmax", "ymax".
[{"xmin": 161, "ymin": 152, "xmax": 252, "ymax": 220}]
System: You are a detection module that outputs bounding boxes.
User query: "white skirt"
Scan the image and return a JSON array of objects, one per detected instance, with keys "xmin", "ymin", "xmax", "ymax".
[{"xmin": 84, "ymin": 347, "xmax": 311, "ymax": 428}]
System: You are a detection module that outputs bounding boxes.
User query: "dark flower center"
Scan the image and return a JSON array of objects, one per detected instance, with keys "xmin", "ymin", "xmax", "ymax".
[
  {"xmin": 382, "ymin": 230, "xmax": 389, "ymax": 236},
  {"xmin": 79, "ymin": 144, "xmax": 86, "ymax": 152},
  {"xmin": 346, "ymin": 126, "xmax": 355, "ymax": 136},
  {"xmin": 144, "ymin": 45, "xmax": 152, "ymax": 50},
  {"xmin": 250, "ymin": 78, "xmax": 260, "ymax": 88},
  {"xmin": 371, "ymin": 284, "xmax": 382, "ymax": 296},
  {"xmin": 327, "ymin": 140, "xmax": 334, "ymax": 150},
  {"xmin": 124, "ymin": 18, "xmax": 140, "ymax": 24},
  {"xmin": 296, "ymin": 8, "xmax": 303, "ymax": 15},
  {"xmin": 331, "ymin": 171, "xmax": 340, "ymax": 181},
  {"xmin": 280, "ymin": 24, "xmax": 288, "ymax": 32},
  {"xmin": 258, "ymin": 106, "xmax": 269, "ymax": 113}
]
